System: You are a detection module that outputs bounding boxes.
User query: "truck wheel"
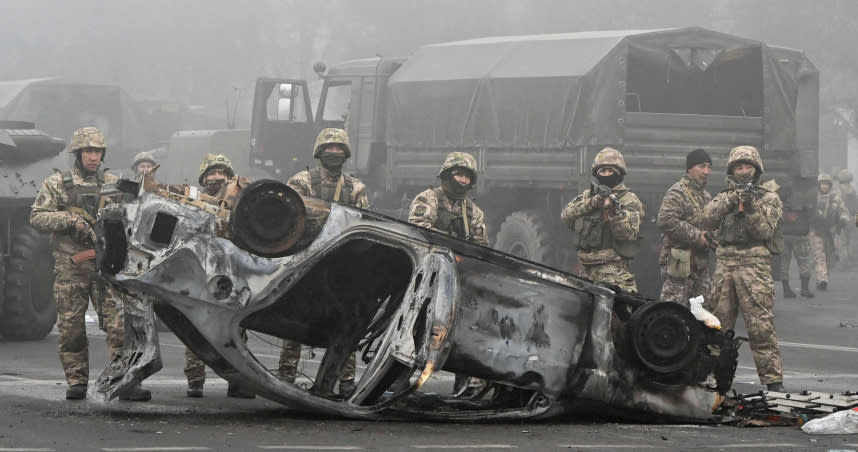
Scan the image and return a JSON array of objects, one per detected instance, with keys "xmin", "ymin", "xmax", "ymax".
[
  {"xmin": 494, "ymin": 210, "xmax": 552, "ymax": 265},
  {"xmin": 1, "ymin": 225, "xmax": 56, "ymax": 340}
]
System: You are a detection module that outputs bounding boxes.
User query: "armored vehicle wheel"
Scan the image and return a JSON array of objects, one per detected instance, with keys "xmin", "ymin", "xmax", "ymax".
[
  {"xmin": 0, "ymin": 224, "xmax": 56, "ymax": 340},
  {"xmin": 494, "ymin": 210, "xmax": 552, "ymax": 265}
]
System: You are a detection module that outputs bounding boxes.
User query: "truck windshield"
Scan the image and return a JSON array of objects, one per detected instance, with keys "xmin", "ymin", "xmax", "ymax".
[{"xmin": 321, "ymin": 82, "xmax": 352, "ymax": 122}]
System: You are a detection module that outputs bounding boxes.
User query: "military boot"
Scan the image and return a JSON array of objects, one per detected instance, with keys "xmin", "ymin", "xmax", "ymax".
[
  {"xmin": 338, "ymin": 379, "xmax": 357, "ymax": 398},
  {"xmin": 65, "ymin": 384, "xmax": 87, "ymax": 400},
  {"xmin": 119, "ymin": 383, "xmax": 152, "ymax": 401},
  {"xmin": 781, "ymin": 280, "xmax": 796, "ymax": 298},
  {"xmin": 817, "ymin": 280, "xmax": 828, "ymax": 291},
  {"xmin": 186, "ymin": 382, "xmax": 203, "ymax": 398},
  {"xmin": 766, "ymin": 382, "xmax": 785, "ymax": 392},
  {"xmin": 227, "ymin": 383, "xmax": 256, "ymax": 399},
  {"xmin": 800, "ymin": 276, "xmax": 814, "ymax": 298}
]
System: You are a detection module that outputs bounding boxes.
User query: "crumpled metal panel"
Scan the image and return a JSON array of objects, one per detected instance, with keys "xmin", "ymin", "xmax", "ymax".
[{"xmin": 94, "ymin": 178, "xmax": 740, "ymax": 421}]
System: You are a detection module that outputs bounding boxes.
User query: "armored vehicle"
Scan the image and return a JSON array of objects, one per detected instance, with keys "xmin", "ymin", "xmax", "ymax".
[
  {"xmin": 0, "ymin": 121, "xmax": 66, "ymax": 339},
  {"xmin": 251, "ymin": 27, "xmax": 819, "ymax": 297}
]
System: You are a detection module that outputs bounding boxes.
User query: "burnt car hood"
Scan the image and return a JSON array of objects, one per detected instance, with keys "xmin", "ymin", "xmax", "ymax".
[{"xmin": 93, "ymin": 178, "xmax": 740, "ymax": 421}]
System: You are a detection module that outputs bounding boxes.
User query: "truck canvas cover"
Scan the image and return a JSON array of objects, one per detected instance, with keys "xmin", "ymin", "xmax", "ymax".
[{"xmin": 387, "ymin": 27, "xmax": 817, "ymax": 154}]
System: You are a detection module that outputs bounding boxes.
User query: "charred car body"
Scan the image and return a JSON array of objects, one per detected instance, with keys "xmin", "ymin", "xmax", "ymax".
[{"xmin": 94, "ymin": 174, "xmax": 740, "ymax": 421}]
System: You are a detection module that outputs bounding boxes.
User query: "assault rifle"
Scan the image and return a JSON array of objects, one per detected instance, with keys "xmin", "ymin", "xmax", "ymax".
[
  {"xmin": 737, "ymin": 182, "xmax": 762, "ymax": 213},
  {"xmin": 590, "ymin": 181, "xmax": 625, "ymax": 216}
]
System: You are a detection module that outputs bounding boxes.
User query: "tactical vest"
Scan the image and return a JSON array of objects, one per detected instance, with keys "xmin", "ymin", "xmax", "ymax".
[
  {"xmin": 574, "ymin": 213, "xmax": 613, "ymax": 251},
  {"xmin": 432, "ymin": 187, "xmax": 474, "ymax": 240},
  {"xmin": 309, "ymin": 167, "xmax": 355, "ymax": 205},
  {"xmin": 60, "ymin": 169, "xmax": 106, "ymax": 224}
]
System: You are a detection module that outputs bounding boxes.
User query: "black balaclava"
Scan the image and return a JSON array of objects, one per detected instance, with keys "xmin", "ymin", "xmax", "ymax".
[
  {"xmin": 595, "ymin": 166, "xmax": 623, "ymax": 188},
  {"xmin": 203, "ymin": 167, "xmax": 227, "ymax": 196},
  {"xmin": 319, "ymin": 149, "xmax": 347, "ymax": 175},
  {"xmin": 440, "ymin": 168, "xmax": 473, "ymax": 200}
]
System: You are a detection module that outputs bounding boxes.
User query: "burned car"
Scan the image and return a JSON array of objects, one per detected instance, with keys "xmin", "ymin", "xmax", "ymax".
[{"xmin": 93, "ymin": 174, "xmax": 740, "ymax": 421}]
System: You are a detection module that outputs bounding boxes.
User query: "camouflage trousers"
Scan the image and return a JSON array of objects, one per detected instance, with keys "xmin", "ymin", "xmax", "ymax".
[
  {"xmin": 53, "ymin": 249, "xmax": 123, "ymax": 387},
  {"xmin": 278, "ymin": 339, "xmax": 356, "ymax": 383},
  {"xmin": 185, "ymin": 329, "xmax": 249, "ymax": 385},
  {"xmin": 579, "ymin": 260, "xmax": 638, "ymax": 294},
  {"xmin": 809, "ymin": 231, "xmax": 832, "ymax": 283},
  {"xmin": 774, "ymin": 234, "xmax": 812, "ymax": 280},
  {"xmin": 707, "ymin": 259, "xmax": 783, "ymax": 385},
  {"xmin": 659, "ymin": 266, "xmax": 710, "ymax": 308}
]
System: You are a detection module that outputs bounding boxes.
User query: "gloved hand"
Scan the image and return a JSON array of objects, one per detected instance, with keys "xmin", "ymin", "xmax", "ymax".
[
  {"xmin": 739, "ymin": 190, "xmax": 755, "ymax": 213},
  {"xmin": 589, "ymin": 194, "xmax": 604, "ymax": 211},
  {"xmin": 71, "ymin": 216, "xmax": 96, "ymax": 245}
]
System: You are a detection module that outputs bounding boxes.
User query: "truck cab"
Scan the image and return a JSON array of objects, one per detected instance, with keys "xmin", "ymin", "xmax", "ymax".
[{"xmin": 250, "ymin": 57, "xmax": 406, "ymax": 185}]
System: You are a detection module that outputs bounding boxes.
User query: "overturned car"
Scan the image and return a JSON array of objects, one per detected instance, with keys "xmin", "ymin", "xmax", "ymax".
[{"xmin": 94, "ymin": 174, "xmax": 741, "ymax": 421}]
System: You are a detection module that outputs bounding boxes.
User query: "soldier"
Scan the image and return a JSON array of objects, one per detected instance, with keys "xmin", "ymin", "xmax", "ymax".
[
  {"xmin": 656, "ymin": 148, "xmax": 714, "ymax": 308},
  {"xmin": 409, "ymin": 151, "xmax": 488, "ymax": 397},
  {"xmin": 277, "ymin": 128, "xmax": 369, "ymax": 398},
  {"xmin": 131, "ymin": 151, "xmax": 157, "ymax": 175},
  {"xmin": 809, "ymin": 173, "xmax": 849, "ymax": 290},
  {"xmin": 702, "ymin": 145, "xmax": 785, "ymax": 392},
  {"xmin": 774, "ymin": 183, "xmax": 815, "ymax": 298},
  {"xmin": 185, "ymin": 154, "xmax": 255, "ymax": 399},
  {"xmin": 561, "ymin": 147, "xmax": 645, "ymax": 293},
  {"xmin": 29, "ymin": 127, "xmax": 151, "ymax": 401},
  {"xmin": 836, "ymin": 169, "xmax": 857, "ymax": 266}
]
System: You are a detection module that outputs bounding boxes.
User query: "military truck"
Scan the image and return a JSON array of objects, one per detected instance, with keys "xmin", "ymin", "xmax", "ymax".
[
  {"xmin": 250, "ymin": 27, "xmax": 819, "ymax": 297},
  {"xmin": 0, "ymin": 121, "xmax": 66, "ymax": 339}
]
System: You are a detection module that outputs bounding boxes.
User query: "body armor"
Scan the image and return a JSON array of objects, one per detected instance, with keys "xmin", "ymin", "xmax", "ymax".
[
  {"xmin": 309, "ymin": 167, "xmax": 355, "ymax": 204},
  {"xmin": 60, "ymin": 169, "xmax": 105, "ymax": 224},
  {"xmin": 431, "ymin": 187, "xmax": 474, "ymax": 240}
]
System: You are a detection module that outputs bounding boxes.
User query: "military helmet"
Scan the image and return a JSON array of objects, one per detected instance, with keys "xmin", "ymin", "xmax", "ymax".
[
  {"xmin": 726, "ymin": 145, "xmax": 764, "ymax": 175},
  {"xmin": 68, "ymin": 126, "xmax": 106, "ymax": 153},
  {"xmin": 591, "ymin": 147, "xmax": 627, "ymax": 176},
  {"xmin": 198, "ymin": 153, "xmax": 235, "ymax": 185},
  {"xmin": 837, "ymin": 168, "xmax": 853, "ymax": 183},
  {"xmin": 131, "ymin": 151, "xmax": 157, "ymax": 170},
  {"xmin": 313, "ymin": 128, "xmax": 351, "ymax": 158},
  {"xmin": 818, "ymin": 172, "xmax": 834, "ymax": 185},
  {"xmin": 438, "ymin": 151, "xmax": 478, "ymax": 184}
]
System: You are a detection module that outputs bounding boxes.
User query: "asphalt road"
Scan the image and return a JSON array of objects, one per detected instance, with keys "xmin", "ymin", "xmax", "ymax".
[{"xmin": 1, "ymin": 268, "xmax": 857, "ymax": 451}]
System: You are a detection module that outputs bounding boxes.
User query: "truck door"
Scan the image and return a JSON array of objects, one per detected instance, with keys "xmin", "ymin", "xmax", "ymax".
[{"xmin": 250, "ymin": 78, "xmax": 315, "ymax": 178}]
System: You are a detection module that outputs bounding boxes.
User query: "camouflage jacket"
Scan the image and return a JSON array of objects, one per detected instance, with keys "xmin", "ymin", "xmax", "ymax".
[
  {"xmin": 408, "ymin": 187, "xmax": 488, "ymax": 246},
  {"xmin": 840, "ymin": 183, "xmax": 858, "ymax": 214},
  {"xmin": 814, "ymin": 191, "xmax": 850, "ymax": 234},
  {"xmin": 30, "ymin": 166, "xmax": 117, "ymax": 254},
  {"xmin": 702, "ymin": 182, "xmax": 782, "ymax": 263},
  {"xmin": 561, "ymin": 183, "xmax": 644, "ymax": 265},
  {"xmin": 656, "ymin": 175, "xmax": 712, "ymax": 270},
  {"xmin": 287, "ymin": 165, "xmax": 370, "ymax": 209}
]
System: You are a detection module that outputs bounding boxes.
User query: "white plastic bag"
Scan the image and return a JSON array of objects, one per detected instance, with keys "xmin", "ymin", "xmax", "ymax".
[
  {"xmin": 688, "ymin": 295, "xmax": 721, "ymax": 330},
  {"xmin": 801, "ymin": 408, "xmax": 858, "ymax": 434}
]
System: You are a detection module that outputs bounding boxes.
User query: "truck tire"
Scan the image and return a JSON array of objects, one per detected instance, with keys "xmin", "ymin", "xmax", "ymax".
[
  {"xmin": 494, "ymin": 210, "xmax": 552, "ymax": 265},
  {"xmin": 1, "ymin": 225, "xmax": 56, "ymax": 340}
]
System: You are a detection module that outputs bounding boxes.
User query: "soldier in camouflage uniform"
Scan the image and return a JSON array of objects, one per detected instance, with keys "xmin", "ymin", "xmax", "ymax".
[
  {"xmin": 810, "ymin": 173, "xmax": 850, "ymax": 290},
  {"xmin": 774, "ymin": 183, "xmax": 815, "ymax": 298},
  {"xmin": 409, "ymin": 151, "xmax": 488, "ymax": 397},
  {"xmin": 278, "ymin": 129, "xmax": 369, "ymax": 398},
  {"xmin": 836, "ymin": 169, "xmax": 858, "ymax": 267},
  {"xmin": 29, "ymin": 127, "xmax": 150, "ymax": 401},
  {"xmin": 561, "ymin": 147, "xmax": 645, "ymax": 293},
  {"xmin": 131, "ymin": 151, "xmax": 157, "ymax": 175},
  {"xmin": 185, "ymin": 154, "xmax": 256, "ymax": 399},
  {"xmin": 701, "ymin": 145, "xmax": 785, "ymax": 391},
  {"xmin": 656, "ymin": 149, "xmax": 714, "ymax": 308},
  {"xmin": 408, "ymin": 152, "xmax": 488, "ymax": 245}
]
